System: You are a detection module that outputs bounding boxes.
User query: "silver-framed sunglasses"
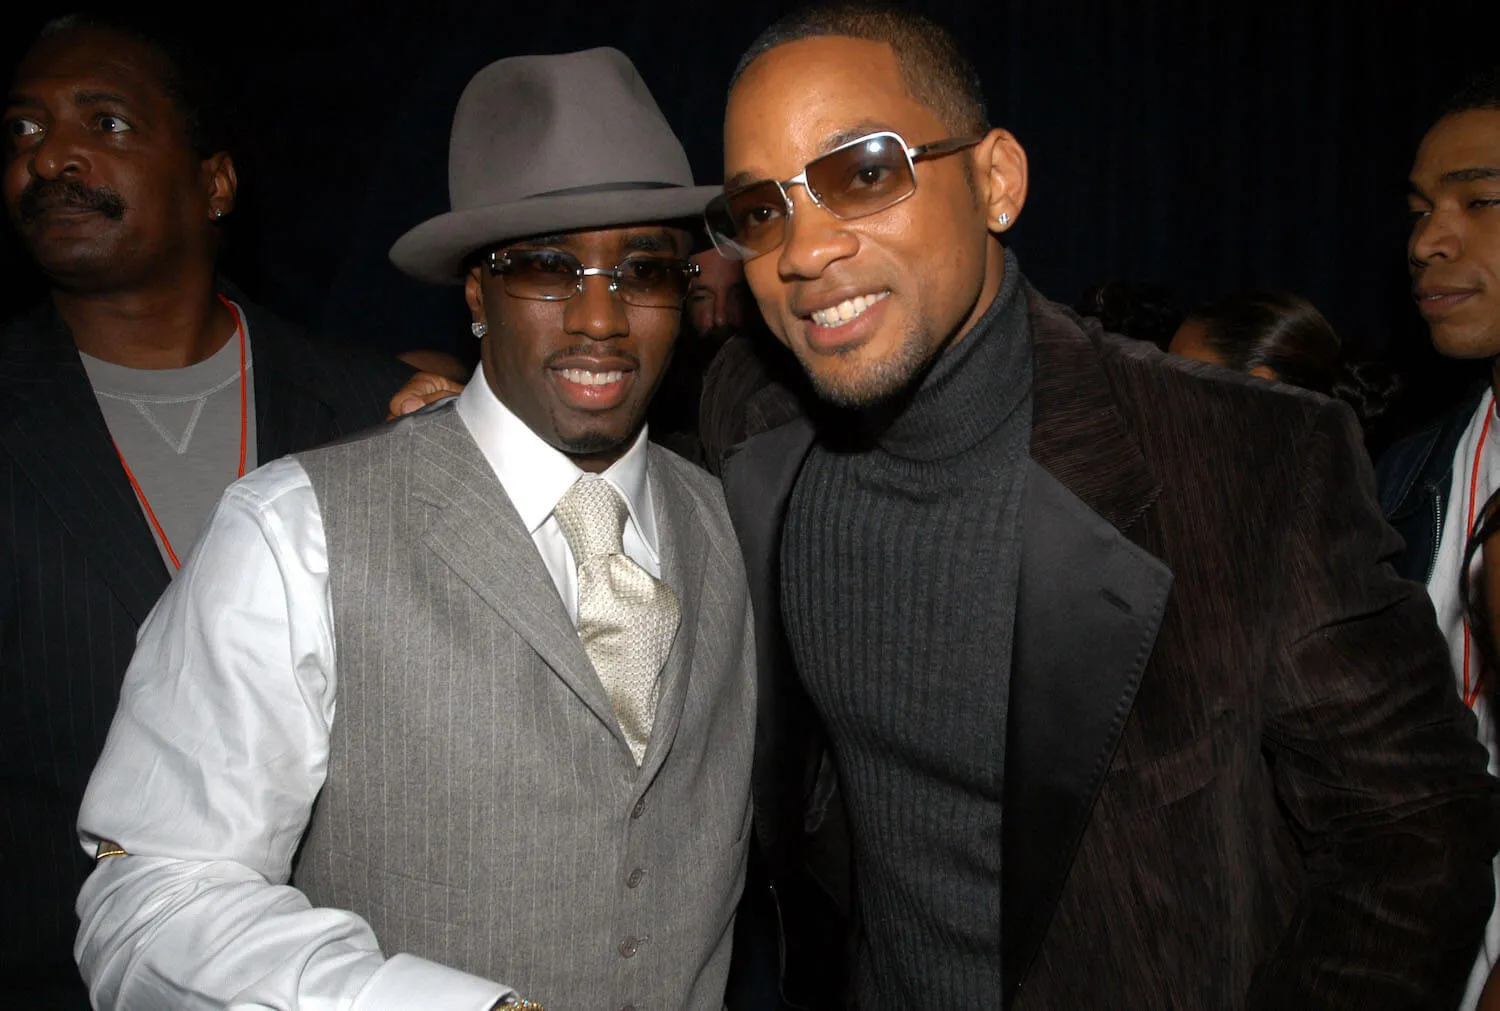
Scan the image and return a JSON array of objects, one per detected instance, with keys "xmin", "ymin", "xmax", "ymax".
[
  {"xmin": 705, "ymin": 130, "xmax": 984, "ymax": 261},
  {"xmin": 487, "ymin": 249, "xmax": 699, "ymax": 308}
]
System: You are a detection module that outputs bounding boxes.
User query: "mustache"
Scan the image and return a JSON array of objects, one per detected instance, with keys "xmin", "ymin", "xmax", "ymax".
[
  {"xmin": 543, "ymin": 344, "xmax": 641, "ymax": 368},
  {"xmin": 17, "ymin": 179, "xmax": 126, "ymax": 224}
]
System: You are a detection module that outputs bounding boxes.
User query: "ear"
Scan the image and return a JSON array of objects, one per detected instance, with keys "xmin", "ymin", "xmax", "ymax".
[
  {"xmin": 464, "ymin": 267, "xmax": 488, "ymax": 325},
  {"xmin": 204, "ymin": 152, "xmax": 237, "ymax": 219},
  {"xmin": 973, "ymin": 127, "xmax": 1028, "ymax": 234},
  {"xmin": 1248, "ymin": 364, "xmax": 1279, "ymax": 382}
]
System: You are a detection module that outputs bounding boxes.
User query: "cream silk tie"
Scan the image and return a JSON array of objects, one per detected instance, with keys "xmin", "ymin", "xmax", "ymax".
[{"xmin": 553, "ymin": 477, "xmax": 680, "ymax": 764}]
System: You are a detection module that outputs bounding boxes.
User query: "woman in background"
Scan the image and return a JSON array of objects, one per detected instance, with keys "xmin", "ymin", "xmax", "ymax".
[{"xmin": 1168, "ymin": 289, "xmax": 1398, "ymax": 441}]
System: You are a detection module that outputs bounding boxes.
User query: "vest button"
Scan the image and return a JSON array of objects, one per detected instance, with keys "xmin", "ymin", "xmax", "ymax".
[
  {"xmin": 619, "ymin": 936, "xmax": 639, "ymax": 958},
  {"xmin": 631, "ymin": 798, "xmax": 646, "ymax": 819},
  {"xmin": 626, "ymin": 868, "xmax": 645, "ymax": 888}
]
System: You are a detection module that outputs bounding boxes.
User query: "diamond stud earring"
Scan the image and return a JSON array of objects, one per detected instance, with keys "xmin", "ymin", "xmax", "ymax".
[
  {"xmin": 471, "ymin": 320, "xmax": 488, "ymax": 338},
  {"xmin": 996, "ymin": 212, "xmax": 1011, "ymax": 228}
]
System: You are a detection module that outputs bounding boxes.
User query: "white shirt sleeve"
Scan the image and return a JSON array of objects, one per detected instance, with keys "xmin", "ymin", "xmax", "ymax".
[{"xmin": 74, "ymin": 457, "xmax": 513, "ymax": 1011}]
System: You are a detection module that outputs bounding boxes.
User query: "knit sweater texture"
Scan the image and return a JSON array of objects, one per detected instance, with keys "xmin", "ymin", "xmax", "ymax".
[{"xmin": 781, "ymin": 251, "xmax": 1033, "ymax": 1007}]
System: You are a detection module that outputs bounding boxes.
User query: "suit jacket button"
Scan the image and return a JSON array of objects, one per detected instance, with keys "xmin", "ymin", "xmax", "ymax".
[
  {"xmin": 619, "ymin": 936, "xmax": 639, "ymax": 958},
  {"xmin": 631, "ymin": 798, "xmax": 646, "ymax": 819},
  {"xmin": 620, "ymin": 1005, "xmax": 636, "ymax": 1011},
  {"xmin": 626, "ymin": 868, "xmax": 645, "ymax": 888}
]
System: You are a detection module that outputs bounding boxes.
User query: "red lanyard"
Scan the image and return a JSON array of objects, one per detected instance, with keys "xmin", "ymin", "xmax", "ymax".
[
  {"xmin": 114, "ymin": 294, "xmax": 249, "ymax": 571},
  {"xmin": 1462, "ymin": 391, "xmax": 1496, "ymax": 708}
]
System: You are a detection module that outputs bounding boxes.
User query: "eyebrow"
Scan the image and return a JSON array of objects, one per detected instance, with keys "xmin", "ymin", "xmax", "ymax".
[
  {"xmin": 73, "ymin": 90, "xmax": 132, "ymax": 107},
  {"xmin": 724, "ymin": 119, "xmax": 900, "ymax": 191},
  {"xmin": 3, "ymin": 89, "xmax": 41, "ymax": 110},
  {"xmin": 818, "ymin": 120, "xmax": 897, "ymax": 155},
  {"xmin": 622, "ymin": 231, "xmax": 674, "ymax": 254},
  {"xmin": 512, "ymin": 230, "xmax": 676, "ymax": 256},
  {"xmin": 1442, "ymin": 166, "xmax": 1500, "ymax": 184},
  {"xmin": 514, "ymin": 233, "xmax": 568, "ymax": 247}
]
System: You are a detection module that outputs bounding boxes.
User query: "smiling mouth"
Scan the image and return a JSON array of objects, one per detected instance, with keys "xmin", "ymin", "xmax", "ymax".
[
  {"xmin": 549, "ymin": 364, "xmax": 636, "ymax": 410},
  {"xmin": 557, "ymin": 368, "xmax": 626, "ymax": 386},
  {"xmin": 1414, "ymin": 289, "xmax": 1479, "ymax": 317},
  {"xmin": 810, "ymin": 290, "xmax": 890, "ymax": 327}
]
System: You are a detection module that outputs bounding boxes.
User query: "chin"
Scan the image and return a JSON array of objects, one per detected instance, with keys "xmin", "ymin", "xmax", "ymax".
[
  {"xmin": 554, "ymin": 425, "xmax": 637, "ymax": 459},
  {"xmin": 1432, "ymin": 324, "xmax": 1500, "ymax": 361},
  {"xmin": 30, "ymin": 243, "xmax": 124, "ymax": 287},
  {"xmin": 799, "ymin": 333, "xmax": 933, "ymax": 409}
]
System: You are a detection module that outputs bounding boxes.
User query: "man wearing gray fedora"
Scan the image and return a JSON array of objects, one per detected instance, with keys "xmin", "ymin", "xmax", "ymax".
[{"xmin": 72, "ymin": 48, "xmax": 754, "ymax": 1011}]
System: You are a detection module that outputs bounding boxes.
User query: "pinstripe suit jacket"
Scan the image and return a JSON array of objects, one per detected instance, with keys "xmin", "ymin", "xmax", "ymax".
[{"xmin": 0, "ymin": 292, "xmax": 413, "ymax": 1006}]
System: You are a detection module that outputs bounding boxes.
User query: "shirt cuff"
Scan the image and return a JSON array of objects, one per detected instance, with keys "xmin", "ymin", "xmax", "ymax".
[{"xmin": 350, "ymin": 952, "xmax": 514, "ymax": 1010}]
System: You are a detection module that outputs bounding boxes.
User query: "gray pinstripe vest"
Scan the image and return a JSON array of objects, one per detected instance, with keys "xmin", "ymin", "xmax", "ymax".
[{"xmin": 292, "ymin": 405, "xmax": 755, "ymax": 1010}]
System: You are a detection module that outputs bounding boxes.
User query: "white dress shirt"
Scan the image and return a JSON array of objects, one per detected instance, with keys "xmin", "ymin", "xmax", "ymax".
[
  {"xmin": 75, "ymin": 370, "xmax": 659, "ymax": 1011},
  {"xmin": 1427, "ymin": 390, "xmax": 1500, "ymax": 1011}
]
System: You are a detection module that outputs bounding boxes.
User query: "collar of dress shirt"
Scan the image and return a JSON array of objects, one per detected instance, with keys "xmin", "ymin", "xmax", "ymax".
[{"xmin": 454, "ymin": 365, "xmax": 659, "ymax": 561}]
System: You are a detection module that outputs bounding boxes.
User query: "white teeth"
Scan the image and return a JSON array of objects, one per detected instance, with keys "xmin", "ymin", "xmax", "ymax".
[
  {"xmin": 559, "ymin": 369, "xmax": 625, "ymax": 386},
  {"xmin": 811, "ymin": 290, "xmax": 889, "ymax": 327}
]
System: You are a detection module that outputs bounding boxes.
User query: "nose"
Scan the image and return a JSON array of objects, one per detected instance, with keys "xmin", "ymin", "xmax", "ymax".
[
  {"xmin": 1411, "ymin": 206, "xmax": 1461, "ymax": 271},
  {"xmin": 562, "ymin": 274, "xmax": 630, "ymax": 341},
  {"xmin": 775, "ymin": 186, "xmax": 859, "ymax": 281},
  {"xmin": 29, "ymin": 121, "xmax": 89, "ymax": 182}
]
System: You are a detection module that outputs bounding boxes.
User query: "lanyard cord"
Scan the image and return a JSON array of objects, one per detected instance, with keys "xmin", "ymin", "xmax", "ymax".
[
  {"xmin": 113, "ymin": 294, "xmax": 248, "ymax": 571},
  {"xmin": 1463, "ymin": 391, "xmax": 1496, "ymax": 708}
]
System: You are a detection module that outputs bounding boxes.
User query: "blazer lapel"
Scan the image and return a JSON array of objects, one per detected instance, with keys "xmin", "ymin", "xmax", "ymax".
[
  {"xmin": 721, "ymin": 415, "xmax": 817, "ymax": 860},
  {"xmin": 0, "ymin": 308, "xmax": 169, "ymax": 625},
  {"xmin": 243, "ymin": 301, "xmax": 341, "ymax": 463},
  {"xmin": 1002, "ymin": 289, "xmax": 1174, "ymax": 996},
  {"xmin": 411, "ymin": 410, "xmax": 625, "ymax": 745},
  {"xmin": 637, "ymin": 448, "xmax": 707, "ymax": 779}
]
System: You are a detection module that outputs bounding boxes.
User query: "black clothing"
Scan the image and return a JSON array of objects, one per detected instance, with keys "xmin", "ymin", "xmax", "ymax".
[
  {"xmin": 1375, "ymin": 387, "xmax": 1486, "ymax": 583},
  {"xmin": 0, "ymin": 289, "xmax": 413, "ymax": 1006},
  {"xmin": 718, "ymin": 278, "xmax": 1498, "ymax": 1009},
  {"xmin": 780, "ymin": 265, "xmax": 1031, "ymax": 1004}
]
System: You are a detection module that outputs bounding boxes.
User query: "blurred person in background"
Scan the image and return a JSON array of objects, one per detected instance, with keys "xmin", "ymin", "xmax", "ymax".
[
  {"xmin": 1079, "ymin": 278, "xmax": 1184, "ymax": 350},
  {"xmin": 1169, "ymin": 289, "xmax": 1400, "ymax": 444},
  {"xmin": 648, "ymin": 244, "xmax": 750, "ymax": 463}
]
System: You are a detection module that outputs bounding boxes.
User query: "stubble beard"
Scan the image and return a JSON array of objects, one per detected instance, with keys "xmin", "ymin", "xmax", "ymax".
[{"xmin": 797, "ymin": 323, "xmax": 935, "ymax": 409}]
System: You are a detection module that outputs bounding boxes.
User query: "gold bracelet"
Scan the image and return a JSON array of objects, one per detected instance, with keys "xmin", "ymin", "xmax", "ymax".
[{"xmin": 94, "ymin": 840, "xmax": 128, "ymax": 861}]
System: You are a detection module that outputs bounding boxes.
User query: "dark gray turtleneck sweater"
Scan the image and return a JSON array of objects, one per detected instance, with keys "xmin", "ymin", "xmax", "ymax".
[{"xmin": 781, "ymin": 251, "xmax": 1032, "ymax": 1007}]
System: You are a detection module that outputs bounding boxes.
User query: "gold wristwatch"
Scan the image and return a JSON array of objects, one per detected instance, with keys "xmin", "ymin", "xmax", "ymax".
[{"xmin": 493, "ymin": 998, "xmax": 543, "ymax": 1010}]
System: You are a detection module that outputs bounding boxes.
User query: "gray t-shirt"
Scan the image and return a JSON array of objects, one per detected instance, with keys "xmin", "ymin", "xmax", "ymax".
[{"xmin": 81, "ymin": 303, "xmax": 258, "ymax": 570}]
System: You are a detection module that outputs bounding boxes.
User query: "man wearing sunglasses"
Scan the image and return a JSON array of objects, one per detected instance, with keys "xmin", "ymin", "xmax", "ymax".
[
  {"xmin": 711, "ymin": 5, "xmax": 1500, "ymax": 1009},
  {"xmin": 72, "ymin": 49, "xmax": 756, "ymax": 1011}
]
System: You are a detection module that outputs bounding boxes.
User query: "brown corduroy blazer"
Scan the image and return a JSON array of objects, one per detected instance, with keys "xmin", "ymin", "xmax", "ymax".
[{"xmin": 719, "ymin": 283, "xmax": 1500, "ymax": 1009}]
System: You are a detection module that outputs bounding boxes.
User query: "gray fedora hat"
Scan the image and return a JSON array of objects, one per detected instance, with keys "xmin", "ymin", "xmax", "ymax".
[{"xmin": 390, "ymin": 47, "xmax": 718, "ymax": 284}]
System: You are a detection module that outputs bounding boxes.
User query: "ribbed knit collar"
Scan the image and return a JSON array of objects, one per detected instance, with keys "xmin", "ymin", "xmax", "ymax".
[{"xmin": 875, "ymin": 248, "xmax": 1032, "ymax": 462}]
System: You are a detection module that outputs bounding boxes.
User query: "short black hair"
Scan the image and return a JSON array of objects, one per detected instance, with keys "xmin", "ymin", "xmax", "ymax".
[
  {"xmin": 32, "ymin": 13, "xmax": 230, "ymax": 157},
  {"xmin": 1438, "ymin": 65, "xmax": 1500, "ymax": 119},
  {"xmin": 730, "ymin": 2, "xmax": 988, "ymax": 136}
]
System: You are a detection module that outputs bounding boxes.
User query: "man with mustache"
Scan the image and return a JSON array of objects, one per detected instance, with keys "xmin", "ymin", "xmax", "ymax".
[
  {"xmin": 708, "ymin": 5, "xmax": 1500, "ymax": 1007},
  {"xmin": 1377, "ymin": 67, "xmax": 1500, "ymax": 1011},
  {"xmin": 0, "ymin": 15, "xmax": 416, "ymax": 1005}
]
